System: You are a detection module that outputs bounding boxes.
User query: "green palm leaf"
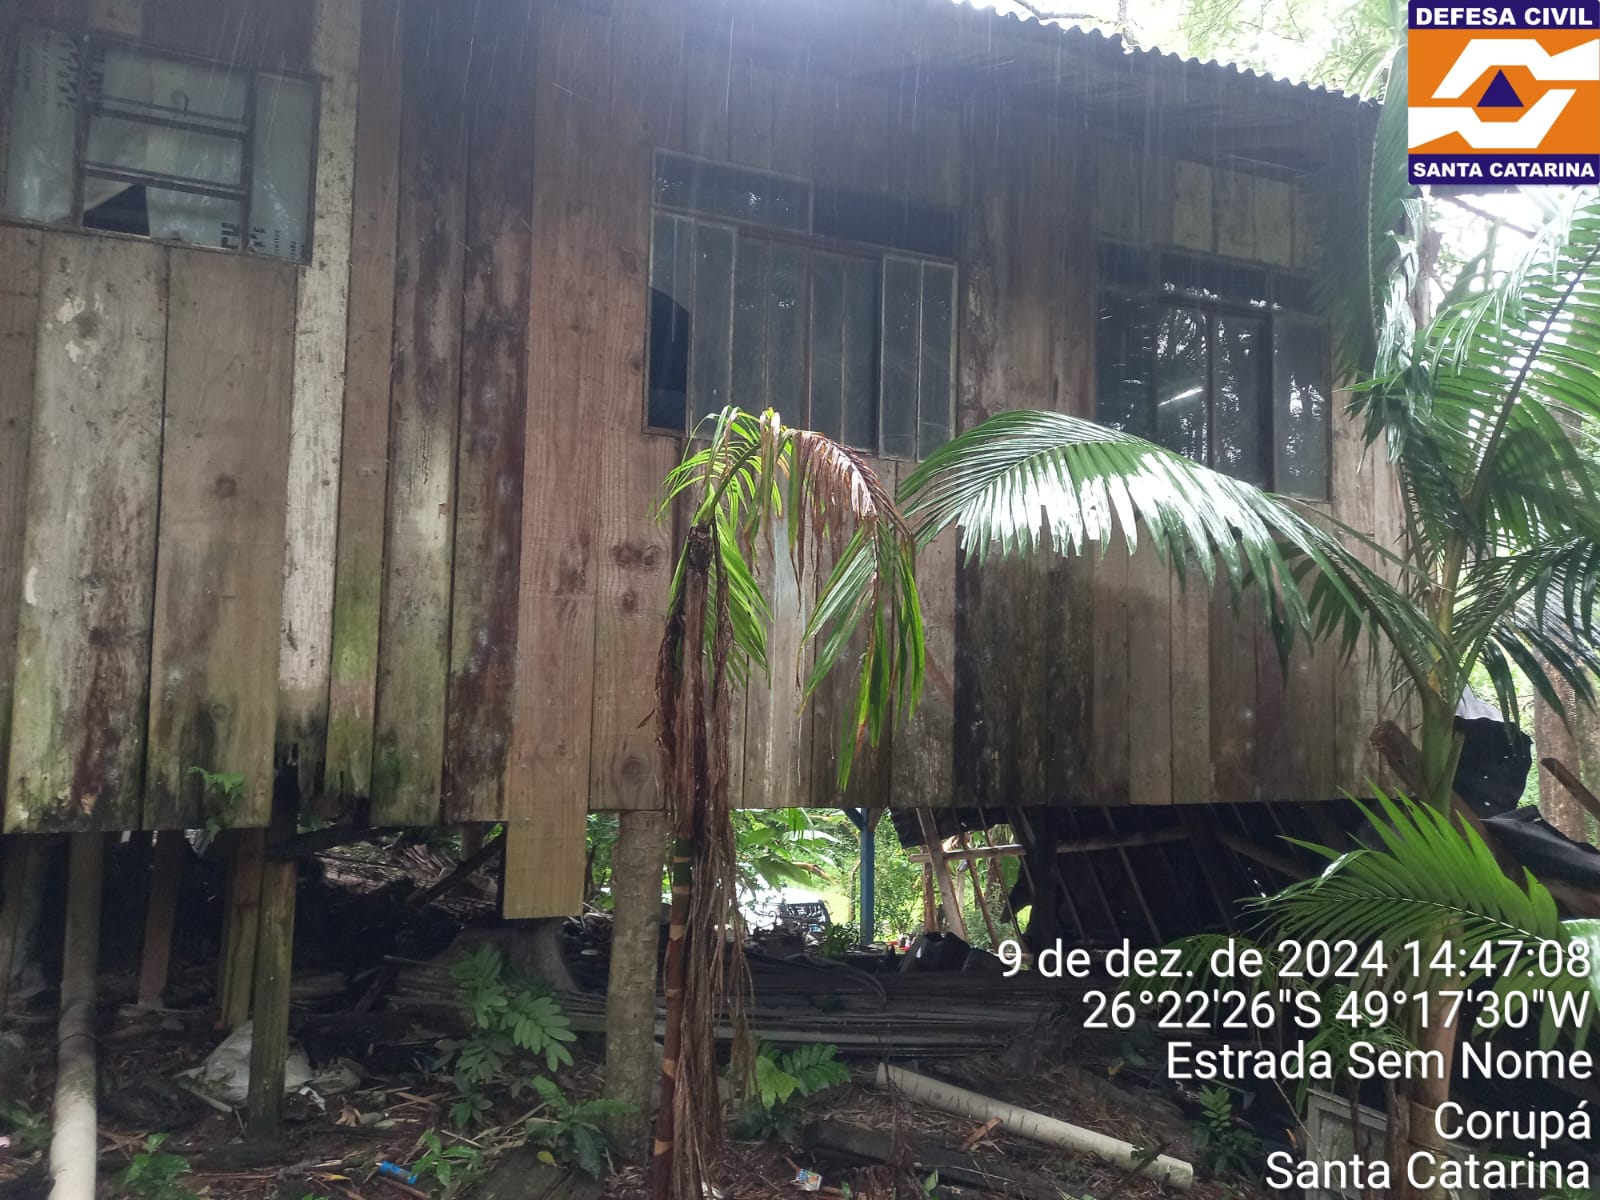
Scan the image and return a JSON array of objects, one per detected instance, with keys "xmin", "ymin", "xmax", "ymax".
[{"xmin": 898, "ymin": 408, "xmax": 1441, "ymax": 681}]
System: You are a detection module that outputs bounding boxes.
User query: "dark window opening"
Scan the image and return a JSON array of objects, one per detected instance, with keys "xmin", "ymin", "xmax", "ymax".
[
  {"xmin": 646, "ymin": 153, "xmax": 956, "ymax": 459},
  {"xmin": 1096, "ymin": 243, "xmax": 1330, "ymax": 498}
]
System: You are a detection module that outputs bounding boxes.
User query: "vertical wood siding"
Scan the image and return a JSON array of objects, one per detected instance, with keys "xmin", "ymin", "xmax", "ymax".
[
  {"xmin": 0, "ymin": 0, "xmax": 1409, "ymax": 872},
  {"xmin": 145, "ymin": 253, "xmax": 297, "ymax": 829}
]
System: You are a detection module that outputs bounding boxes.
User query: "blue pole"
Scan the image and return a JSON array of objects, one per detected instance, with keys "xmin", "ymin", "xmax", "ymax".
[{"xmin": 860, "ymin": 818, "xmax": 875, "ymax": 943}]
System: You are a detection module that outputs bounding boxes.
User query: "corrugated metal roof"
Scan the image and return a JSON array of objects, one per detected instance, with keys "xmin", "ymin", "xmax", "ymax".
[{"xmin": 940, "ymin": 0, "xmax": 1378, "ymax": 108}]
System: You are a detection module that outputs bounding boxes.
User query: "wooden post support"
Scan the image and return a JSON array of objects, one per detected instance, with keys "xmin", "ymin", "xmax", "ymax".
[
  {"xmin": 921, "ymin": 862, "xmax": 937, "ymax": 933},
  {"xmin": 137, "ymin": 831, "xmax": 185, "ymax": 1009},
  {"xmin": 218, "ymin": 829, "xmax": 266, "ymax": 1028},
  {"xmin": 0, "ymin": 835, "xmax": 53, "ymax": 1023},
  {"xmin": 916, "ymin": 810, "xmax": 968, "ymax": 942},
  {"xmin": 959, "ymin": 834, "xmax": 1001, "ymax": 947},
  {"xmin": 246, "ymin": 853, "xmax": 297, "ymax": 1135}
]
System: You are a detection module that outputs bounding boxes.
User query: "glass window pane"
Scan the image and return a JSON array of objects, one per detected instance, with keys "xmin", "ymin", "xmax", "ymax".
[
  {"xmin": 85, "ymin": 115, "xmax": 244, "ymax": 186},
  {"xmin": 250, "ymin": 73, "xmax": 316, "ymax": 260},
  {"xmin": 688, "ymin": 222, "xmax": 735, "ymax": 429},
  {"xmin": 880, "ymin": 257, "xmax": 920, "ymax": 460},
  {"xmin": 92, "ymin": 44, "xmax": 249, "ymax": 128},
  {"xmin": 1095, "ymin": 296, "xmax": 1154, "ymax": 439},
  {"xmin": 1154, "ymin": 306, "xmax": 1208, "ymax": 465},
  {"xmin": 732, "ymin": 240, "xmax": 771, "ymax": 410},
  {"xmin": 765, "ymin": 243, "xmax": 807, "ymax": 422},
  {"xmin": 4, "ymin": 28, "xmax": 82, "ymax": 224},
  {"xmin": 1274, "ymin": 316, "xmax": 1332, "ymax": 498},
  {"xmin": 653, "ymin": 152, "xmax": 809, "ymax": 233},
  {"xmin": 1213, "ymin": 313, "xmax": 1267, "ymax": 486},
  {"xmin": 840, "ymin": 258, "xmax": 879, "ymax": 451},
  {"xmin": 918, "ymin": 262, "xmax": 955, "ymax": 456},
  {"xmin": 647, "ymin": 213, "xmax": 693, "ymax": 431},
  {"xmin": 809, "ymin": 255, "xmax": 846, "ymax": 441}
]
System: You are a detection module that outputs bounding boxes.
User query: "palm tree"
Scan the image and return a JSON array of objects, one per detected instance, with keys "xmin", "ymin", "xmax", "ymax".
[{"xmin": 649, "ymin": 182, "xmax": 1600, "ymax": 1195}]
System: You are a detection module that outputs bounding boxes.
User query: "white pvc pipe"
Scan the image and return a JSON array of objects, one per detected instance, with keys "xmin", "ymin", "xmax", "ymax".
[
  {"xmin": 874, "ymin": 1062, "xmax": 1194, "ymax": 1190},
  {"xmin": 51, "ymin": 834, "xmax": 103, "ymax": 1200}
]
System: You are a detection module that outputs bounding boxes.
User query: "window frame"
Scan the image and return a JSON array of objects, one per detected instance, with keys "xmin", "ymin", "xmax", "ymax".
[
  {"xmin": 1096, "ymin": 242, "xmax": 1333, "ymax": 501},
  {"xmin": 0, "ymin": 18, "xmax": 322, "ymax": 264},
  {"xmin": 645, "ymin": 149, "xmax": 958, "ymax": 461}
]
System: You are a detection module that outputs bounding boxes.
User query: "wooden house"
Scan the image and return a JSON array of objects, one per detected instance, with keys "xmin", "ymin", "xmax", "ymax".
[{"xmin": 0, "ymin": 0, "xmax": 1402, "ymax": 923}]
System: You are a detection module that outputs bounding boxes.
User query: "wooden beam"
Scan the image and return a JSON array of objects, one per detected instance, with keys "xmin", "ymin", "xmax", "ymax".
[
  {"xmin": 915, "ymin": 811, "xmax": 967, "ymax": 941},
  {"xmin": 218, "ymin": 830, "xmax": 266, "ymax": 1029},
  {"xmin": 959, "ymin": 835, "xmax": 1001, "ymax": 947},
  {"xmin": 0, "ymin": 835, "xmax": 51, "ymax": 1022},
  {"xmin": 136, "ymin": 831, "xmax": 184, "ymax": 1009},
  {"xmin": 246, "ymin": 853, "xmax": 297, "ymax": 1134},
  {"xmin": 908, "ymin": 827, "xmax": 1191, "ymax": 865},
  {"xmin": 1214, "ymin": 828, "xmax": 1308, "ymax": 882},
  {"xmin": 1542, "ymin": 757, "xmax": 1600, "ymax": 829}
]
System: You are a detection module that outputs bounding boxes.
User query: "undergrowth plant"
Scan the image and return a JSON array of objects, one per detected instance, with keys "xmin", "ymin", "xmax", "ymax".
[
  {"xmin": 117, "ymin": 1134, "xmax": 197, "ymax": 1200},
  {"xmin": 410, "ymin": 1130, "xmax": 484, "ymax": 1197},
  {"xmin": 733, "ymin": 1042, "xmax": 850, "ymax": 1140},
  {"xmin": 1190, "ymin": 1086, "xmax": 1263, "ymax": 1179},
  {"xmin": 524, "ymin": 1075, "xmax": 633, "ymax": 1179},
  {"xmin": 438, "ymin": 944, "xmax": 576, "ymax": 1129}
]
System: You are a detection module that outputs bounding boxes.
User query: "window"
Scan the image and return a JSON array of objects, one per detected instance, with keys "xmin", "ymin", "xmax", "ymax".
[
  {"xmin": 3, "ymin": 24, "xmax": 317, "ymax": 262},
  {"xmin": 1095, "ymin": 245, "xmax": 1332, "ymax": 499},
  {"xmin": 646, "ymin": 151, "xmax": 956, "ymax": 460}
]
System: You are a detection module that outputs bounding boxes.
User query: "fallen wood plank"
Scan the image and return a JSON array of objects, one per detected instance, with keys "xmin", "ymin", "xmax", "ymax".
[{"xmin": 1213, "ymin": 829, "xmax": 1308, "ymax": 881}]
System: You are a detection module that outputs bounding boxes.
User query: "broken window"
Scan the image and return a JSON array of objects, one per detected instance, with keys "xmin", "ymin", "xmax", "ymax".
[
  {"xmin": 1095, "ymin": 245, "xmax": 1331, "ymax": 498},
  {"xmin": 646, "ymin": 151, "xmax": 955, "ymax": 460},
  {"xmin": 3, "ymin": 25, "xmax": 317, "ymax": 262}
]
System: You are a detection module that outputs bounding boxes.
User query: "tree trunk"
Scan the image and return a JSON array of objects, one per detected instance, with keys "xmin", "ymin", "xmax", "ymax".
[
  {"xmin": 605, "ymin": 809, "xmax": 667, "ymax": 1159},
  {"xmin": 50, "ymin": 833, "xmax": 103, "ymax": 1200},
  {"xmin": 651, "ymin": 831, "xmax": 693, "ymax": 1198}
]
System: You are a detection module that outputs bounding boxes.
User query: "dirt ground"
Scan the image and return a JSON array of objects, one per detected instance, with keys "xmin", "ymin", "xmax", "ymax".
[{"xmin": 0, "ymin": 837, "xmax": 1263, "ymax": 1200}]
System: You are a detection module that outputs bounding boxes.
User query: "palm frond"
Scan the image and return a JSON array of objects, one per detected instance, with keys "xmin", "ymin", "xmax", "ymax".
[
  {"xmin": 897, "ymin": 409, "xmax": 1442, "ymax": 684},
  {"xmin": 664, "ymin": 408, "xmax": 923, "ymax": 788},
  {"xmin": 1255, "ymin": 791, "xmax": 1600, "ymax": 1049}
]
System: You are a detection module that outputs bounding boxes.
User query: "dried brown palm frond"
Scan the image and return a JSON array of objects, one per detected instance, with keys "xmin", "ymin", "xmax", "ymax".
[{"xmin": 651, "ymin": 410, "xmax": 925, "ymax": 1200}]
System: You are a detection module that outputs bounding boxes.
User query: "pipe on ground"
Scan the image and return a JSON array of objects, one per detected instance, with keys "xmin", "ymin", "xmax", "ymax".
[
  {"xmin": 874, "ymin": 1062, "xmax": 1194, "ymax": 1190},
  {"xmin": 51, "ymin": 833, "xmax": 103, "ymax": 1200}
]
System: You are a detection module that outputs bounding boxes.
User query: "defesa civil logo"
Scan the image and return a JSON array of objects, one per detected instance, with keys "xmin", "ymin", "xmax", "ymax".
[{"xmin": 1408, "ymin": 2, "xmax": 1600, "ymax": 184}]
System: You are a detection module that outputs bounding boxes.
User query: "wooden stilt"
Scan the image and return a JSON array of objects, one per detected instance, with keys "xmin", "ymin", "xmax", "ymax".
[
  {"xmin": 137, "ymin": 831, "xmax": 185, "ymax": 1009},
  {"xmin": 604, "ymin": 809, "xmax": 669, "ymax": 1159},
  {"xmin": 1543, "ymin": 757, "xmax": 1600, "ymax": 827},
  {"xmin": 246, "ymin": 853, "xmax": 297, "ymax": 1135},
  {"xmin": 218, "ymin": 829, "xmax": 266, "ymax": 1028},
  {"xmin": 458, "ymin": 822, "xmax": 486, "ymax": 859},
  {"xmin": 0, "ymin": 835, "xmax": 52, "ymax": 1022},
  {"xmin": 916, "ymin": 810, "xmax": 968, "ymax": 941},
  {"xmin": 920, "ymin": 863, "xmax": 937, "ymax": 933},
  {"xmin": 958, "ymin": 834, "xmax": 1001, "ymax": 947}
]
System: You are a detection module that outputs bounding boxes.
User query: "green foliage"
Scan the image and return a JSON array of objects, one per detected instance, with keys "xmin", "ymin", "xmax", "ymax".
[
  {"xmin": 1190, "ymin": 1087, "xmax": 1263, "ymax": 1178},
  {"xmin": 1256, "ymin": 790, "xmax": 1600, "ymax": 1050},
  {"xmin": 735, "ymin": 1042, "xmax": 850, "ymax": 1140},
  {"xmin": 410, "ymin": 1130, "xmax": 483, "ymax": 1197},
  {"xmin": 524, "ymin": 1075, "xmax": 632, "ymax": 1179},
  {"xmin": 438, "ymin": 945, "xmax": 577, "ymax": 1128},
  {"xmin": 0, "ymin": 1101, "xmax": 50, "ymax": 1155},
  {"xmin": 818, "ymin": 922, "xmax": 859, "ymax": 959},
  {"xmin": 735, "ymin": 809, "xmax": 841, "ymax": 899},
  {"xmin": 187, "ymin": 765, "xmax": 245, "ymax": 834},
  {"xmin": 117, "ymin": 1134, "xmax": 197, "ymax": 1200}
]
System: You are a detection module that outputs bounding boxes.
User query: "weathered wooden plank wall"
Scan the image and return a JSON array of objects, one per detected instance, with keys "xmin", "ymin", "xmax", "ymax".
[
  {"xmin": 0, "ymin": 0, "xmax": 1408, "ymax": 861},
  {"xmin": 144, "ymin": 253, "xmax": 296, "ymax": 829},
  {"xmin": 324, "ymin": 0, "xmax": 404, "ymax": 808},
  {"xmin": 277, "ymin": 0, "xmax": 360, "ymax": 800},
  {"xmin": 0, "ymin": 229, "xmax": 42, "ymax": 795},
  {"xmin": 6, "ymin": 236, "xmax": 167, "ymax": 831}
]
